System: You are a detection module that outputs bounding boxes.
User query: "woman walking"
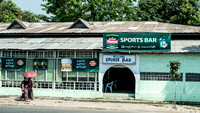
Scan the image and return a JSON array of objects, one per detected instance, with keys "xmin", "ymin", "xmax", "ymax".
[
  {"xmin": 21, "ymin": 77, "xmax": 29, "ymax": 102},
  {"xmin": 28, "ymin": 78, "xmax": 36, "ymax": 100}
]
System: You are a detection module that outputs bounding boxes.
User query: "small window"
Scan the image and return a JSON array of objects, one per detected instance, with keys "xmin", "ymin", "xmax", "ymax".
[
  {"xmin": 140, "ymin": 72, "xmax": 182, "ymax": 81},
  {"xmin": 186, "ymin": 73, "xmax": 200, "ymax": 82}
]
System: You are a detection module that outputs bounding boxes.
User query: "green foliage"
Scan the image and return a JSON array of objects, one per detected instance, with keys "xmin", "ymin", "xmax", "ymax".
[
  {"xmin": 138, "ymin": 0, "xmax": 168, "ymax": 22},
  {"xmin": 18, "ymin": 11, "xmax": 40, "ymax": 22},
  {"xmin": 169, "ymin": 61, "xmax": 181, "ymax": 78},
  {"xmin": 170, "ymin": 0, "xmax": 200, "ymax": 26},
  {"xmin": 138, "ymin": 0, "xmax": 200, "ymax": 26},
  {"xmin": 0, "ymin": 0, "xmax": 46, "ymax": 23},
  {"xmin": 0, "ymin": 0, "xmax": 22, "ymax": 23},
  {"xmin": 42, "ymin": 0, "xmax": 139, "ymax": 21}
]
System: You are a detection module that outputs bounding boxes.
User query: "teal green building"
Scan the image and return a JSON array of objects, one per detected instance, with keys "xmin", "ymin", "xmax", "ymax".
[{"xmin": 0, "ymin": 19, "xmax": 200, "ymax": 102}]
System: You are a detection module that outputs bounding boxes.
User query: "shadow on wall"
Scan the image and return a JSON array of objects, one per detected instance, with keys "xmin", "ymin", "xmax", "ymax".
[
  {"xmin": 163, "ymin": 78, "xmax": 200, "ymax": 102},
  {"xmin": 181, "ymin": 45, "xmax": 200, "ymax": 52},
  {"xmin": 162, "ymin": 80, "xmax": 183, "ymax": 102}
]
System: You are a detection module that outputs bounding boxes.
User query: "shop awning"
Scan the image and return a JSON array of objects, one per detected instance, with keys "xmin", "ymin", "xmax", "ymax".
[{"xmin": 0, "ymin": 37, "xmax": 103, "ymax": 50}]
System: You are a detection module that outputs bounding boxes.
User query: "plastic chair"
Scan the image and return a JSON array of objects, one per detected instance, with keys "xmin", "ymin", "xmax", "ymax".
[
  {"xmin": 113, "ymin": 80, "xmax": 117, "ymax": 90},
  {"xmin": 105, "ymin": 81, "xmax": 114, "ymax": 92}
]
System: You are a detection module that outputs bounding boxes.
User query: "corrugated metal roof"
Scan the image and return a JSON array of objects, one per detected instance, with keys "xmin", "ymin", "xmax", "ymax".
[
  {"xmin": 0, "ymin": 21, "xmax": 200, "ymax": 34},
  {"xmin": 0, "ymin": 37, "xmax": 199, "ymax": 52},
  {"xmin": 0, "ymin": 38, "xmax": 102, "ymax": 50}
]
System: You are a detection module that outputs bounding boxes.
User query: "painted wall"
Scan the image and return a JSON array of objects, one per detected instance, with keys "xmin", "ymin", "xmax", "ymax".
[
  {"xmin": 138, "ymin": 53, "xmax": 200, "ymax": 102},
  {"xmin": 99, "ymin": 53, "xmax": 140, "ymax": 93},
  {"xmin": 0, "ymin": 87, "xmax": 102, "ymax": 98}
]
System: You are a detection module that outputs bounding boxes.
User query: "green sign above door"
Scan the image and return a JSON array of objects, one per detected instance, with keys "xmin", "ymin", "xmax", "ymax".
[{"xmin": 103, "ymin": 33, "xmax": 171, "ymax": 52}]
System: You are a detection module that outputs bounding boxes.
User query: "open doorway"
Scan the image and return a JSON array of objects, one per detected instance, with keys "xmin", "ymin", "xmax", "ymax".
[{"xmin": 103, "ymin": 66, "xmax": 135, "ymax": 94}]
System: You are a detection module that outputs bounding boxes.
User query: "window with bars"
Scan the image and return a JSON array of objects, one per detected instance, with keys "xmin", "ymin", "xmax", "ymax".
[
  {"xmin": 76, "ymin": 51, "xmax": 93, "ymax": 58},
  {"xmin": 68, "ymin": 72, "xmax": 77, "ymax": 81},
  {"xmin": 58, "ymin": 50, "xmax": 94, "ymax": 58},
  {"xmin": 186, "ymin": 73, "xmax": 200, "ymax": 82},
  {"xmin": 2, "ymin": 51, "xmax": 11, "ymax": 57},
  {"xmin": 140, "ymin": 72, "xmax": 183, "ymax": 81},
  {"xmin": 28, "ymin": 51, "xmax": 43, "ymax": 58},
  {"xmin": 44, "ymin": 51, "xmax": 54, "ymax": 58},
  {"xmin": 62, "ymin": 71, "xmax": 97, "ymax": 82},
  {"xmin": 12, "ymin": 51, "xmax": 27, "ymax": 58},
  {"xmin": 2, "ymin": 50, "xmax": 54, "ymax": 58},
  {"xmin": 58, "ymin": 51, "xmax": 75, "ymax": 58}
]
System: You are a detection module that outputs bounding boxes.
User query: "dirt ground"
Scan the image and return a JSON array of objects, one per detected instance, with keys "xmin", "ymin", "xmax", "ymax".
[{"xmin": 0, "ymin": 95, "xmax": 200, "ymax": 113}]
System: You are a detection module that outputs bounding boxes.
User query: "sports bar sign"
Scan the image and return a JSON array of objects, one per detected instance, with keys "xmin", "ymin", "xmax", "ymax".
[
  {"xmin": 103, "ymin": 54, "xmax": 135, "ymax": 64},
  {"xmin": 103, "ymin": 33, "xmax": 171, "ymax": 52}
]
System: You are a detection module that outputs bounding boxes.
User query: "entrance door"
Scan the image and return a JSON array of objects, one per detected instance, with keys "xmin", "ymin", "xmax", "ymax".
[{"xmin": 103, "ymin": 66, "xmax": 135, "ymax": 93}]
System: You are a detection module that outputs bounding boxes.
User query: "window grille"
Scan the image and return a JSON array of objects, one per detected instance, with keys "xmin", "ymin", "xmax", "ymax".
[
  {"xmin": 12, "ymin": 50, "xmax": 27, "ymax": 58},
  {"xmin": 62, "ymin": 72, "xmax": 97, "ymax": 82},
  {"xmin": 28, "ymin": 51, "xmax": 43, "ymax": 58},
  {"xmin": 44, "ymin": 51, "xmax": 54, "ymax": 58},
  {"xmin": 140, "ymin": 72, "xmax": 182, "ymax": 81},
  {"xmin": 78, "ymin": 72, "xmax": 87, "ymax": 81},
  {"xmin": 76, "ymin": 51, "xmax": 93, "ymax": 58},
  {"xmin": 2, "ymin": 51, "xmax": 11, "ymax": 57},
  {"xmin": 186, "ymin": 73, "xmax": 200, "ymax": 82},
  {"xmin": 17, "ymin": 71, "xmax": 25, "ymax": 80},
  {"xmin": 68, "ymin": 72, "xmax": 77, "ymax": 81},
  {"xmin": 2, "ymin": 50, "xmax": 53, "ymax": 58},
  {"xmin": 1, "ymin": 80, "xmax": 99, "ymax": 91},
  {"xmin": 58, "ymin": 50, "xmax": 94, "ymax": 58},
  {"xmin": 89, "ymin": 72, "xmax": 95, "ymax": 81},
  {"xmin": 58, "ymin": 51, "xmax": 75, "ymax": 58},
  {"xmin": 7, "ymin": 71, "xmax": 15, "ymax": 80}
]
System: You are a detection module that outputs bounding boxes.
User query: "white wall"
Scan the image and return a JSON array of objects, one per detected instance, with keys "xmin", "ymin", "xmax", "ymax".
[{"xmin": 98, "ymin": 53, "xmax": 140, "ymax": 93}]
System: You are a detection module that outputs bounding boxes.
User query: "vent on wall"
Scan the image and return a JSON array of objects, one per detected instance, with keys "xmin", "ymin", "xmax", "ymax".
[
  {"xmin": 7, "ymin": 20, "xmax": 27, "ymax": 29},
  {"xmin": 69, "ymin": 18, "xmax": 90, "ymax": 29}
]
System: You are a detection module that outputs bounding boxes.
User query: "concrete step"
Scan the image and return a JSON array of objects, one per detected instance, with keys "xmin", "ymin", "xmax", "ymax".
[{"xmin": 103, "ymin": 93, "xmax": 135, "ymax": 100}]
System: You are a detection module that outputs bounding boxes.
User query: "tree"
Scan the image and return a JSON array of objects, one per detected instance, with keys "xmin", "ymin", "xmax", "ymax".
[
  {"xmin": 138, "ymin": 0, "xmax": 168, "ymax": 22},
  {"xmin": 138, "ymin": 0, "xmax": 200, "ymax": 26},
  {"xmin": 41, "ymin": 0, "xmax": 139, "ymax": 22},
  {"xmin": 0, "ymin": 0, "xmax": 47, "ymax": 23},
  {"xmin": 0, "ymin": 0, "xmax": 22, "ymax": 23},
  {"xmin": 168, "ymin": 61, "xmax": 181, "ymax": 109},
  {"xmin": 18, "ymin": 11, "xmax": 41, "ymax": 22},
  {"xmin": 169, "ymin": 0, "xmax": 200, "ymax": 26}
]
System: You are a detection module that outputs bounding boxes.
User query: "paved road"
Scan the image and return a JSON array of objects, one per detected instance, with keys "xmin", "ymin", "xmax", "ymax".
[{"xmin": 0, "ymin": 106, "xmax": 164, "ymax": 113}]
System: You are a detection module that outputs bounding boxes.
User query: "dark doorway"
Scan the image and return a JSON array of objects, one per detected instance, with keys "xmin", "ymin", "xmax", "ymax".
[{"xmin": 103, "ymin": 66, "xmax": 135, "ymax": 93}]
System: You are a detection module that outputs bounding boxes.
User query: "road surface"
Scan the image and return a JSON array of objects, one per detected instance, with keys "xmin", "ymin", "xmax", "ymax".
[{"xmin": 0, "ymin": 106, "xmax": 168, "ymax": 113}]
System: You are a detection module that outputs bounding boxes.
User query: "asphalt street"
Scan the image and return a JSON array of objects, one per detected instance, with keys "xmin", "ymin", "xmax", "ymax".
[{"xmin": 0, "ymin": 106, "xmax": 165, "ymax": 113}]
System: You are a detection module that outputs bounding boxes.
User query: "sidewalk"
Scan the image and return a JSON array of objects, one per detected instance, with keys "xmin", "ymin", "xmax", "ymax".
[{"xmin": 0, "ymin": 95, "xmax": 200, "ymax": 113}]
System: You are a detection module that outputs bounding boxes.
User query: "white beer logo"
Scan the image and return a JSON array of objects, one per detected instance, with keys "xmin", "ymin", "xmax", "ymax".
[{"xmin": 160, "ymin": 38, "xmax": 168, "ymax": 48}]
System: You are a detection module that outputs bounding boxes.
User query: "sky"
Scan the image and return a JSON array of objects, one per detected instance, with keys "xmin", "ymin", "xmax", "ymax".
[
  {"xmin": 12, "ymin": 0, "xmax": 48, "ymax": 15},
  {"xmin": 11, "ymin": 0, "xmax": 139, "ymax": 16}
]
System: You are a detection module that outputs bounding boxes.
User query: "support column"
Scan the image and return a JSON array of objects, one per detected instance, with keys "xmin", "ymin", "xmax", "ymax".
[
  {"xmin": 94, "ymin": 72, "xmax": 97, "ymax": 92},
  {"xmin": 52, "ymin": 51, "xmax": 57, "ymax": 90}
]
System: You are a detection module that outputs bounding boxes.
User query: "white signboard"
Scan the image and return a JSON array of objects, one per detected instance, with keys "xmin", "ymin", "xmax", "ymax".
[{"xmin": 103, "ymin": 54, "xmax": 136, "ymax": 64}]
